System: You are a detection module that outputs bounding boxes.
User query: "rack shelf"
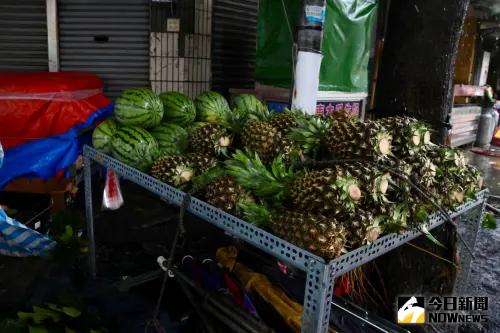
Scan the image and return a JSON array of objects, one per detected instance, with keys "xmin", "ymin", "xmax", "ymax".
[{"xmin": 83, "ymin": 145, "xmax": 488, "ymax": 333}]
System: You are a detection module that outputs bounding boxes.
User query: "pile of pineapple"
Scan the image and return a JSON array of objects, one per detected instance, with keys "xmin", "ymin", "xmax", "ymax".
[{"xmin": 149, "ymin": 94, "xmax": 483, "ymax": 260}]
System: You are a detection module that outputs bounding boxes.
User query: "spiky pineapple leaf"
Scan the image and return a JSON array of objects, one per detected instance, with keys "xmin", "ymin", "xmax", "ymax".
[
  {"xmin": 221, "ymin": 106, "xmax": 250, "ymax": 133},
  {"xmin": 419, "ymin": 225, "xmax": 447, "ymax": 249},
  {"xmin": 288, "ymin": 116, "xmax": 330, "ymax": 156},
  {"xmin": 225, "ymin": 149, "xmax": 293, "ymax": 201},
  {"xmin": 238, "ymin": 202, "xmax": 273, "ymax": 228}
]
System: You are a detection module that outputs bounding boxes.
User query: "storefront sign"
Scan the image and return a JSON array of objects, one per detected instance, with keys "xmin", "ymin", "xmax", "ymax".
[{"xmin": 315, "ymin": 99, "xmax": 363, "ymax": 117}]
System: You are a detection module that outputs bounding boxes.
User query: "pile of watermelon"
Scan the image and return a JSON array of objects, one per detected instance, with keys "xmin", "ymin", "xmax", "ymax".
[{"xmin": 92, "ymin": 88, "xmax": 232, "ymax": 171}]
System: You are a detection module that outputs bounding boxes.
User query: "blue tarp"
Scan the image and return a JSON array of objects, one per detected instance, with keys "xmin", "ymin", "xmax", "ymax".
[
  {"xmin": 0, "ymin": 208, "xmax": 56, "ymax": 256},
  {"xmin": 0, "ymin": 103, "xmax": 113, "ymax": 189}
]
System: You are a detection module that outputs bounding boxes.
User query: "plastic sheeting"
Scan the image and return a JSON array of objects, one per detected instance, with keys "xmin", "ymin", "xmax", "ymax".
[
  {"xmin": 0, "ymin": 207, "xmax": 56, "ymax": 257},
  {"xmin": 0, "ymin": 72, "xmax": 111, "ymax": 149},
  {"xmin": 255, "ymin": 0, "xmax": 377, "ymax": 93},
  {"xmin": 0, "ymin": 104, "xmax": 113, "ymax": 189}
]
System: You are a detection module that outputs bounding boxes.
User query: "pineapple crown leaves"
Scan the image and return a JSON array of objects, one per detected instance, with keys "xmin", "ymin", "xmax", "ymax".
[
  {"xmin": 288, "ymin": 115, "xmax": 330, "ymax": 156},
  {"xmin": 221, "ymin": 106, "xmax": 251, "ymax": 133},
  {"xmin": 190, "ymin": 166, "xmax": 227, "ymax": 193},
  {"xmin": 225, "ymin": 149, "xmax": 294, "ymax": 201},
  {"xmin": 238, "ymin": 201, "xmax": 273, "ymax": 228}
]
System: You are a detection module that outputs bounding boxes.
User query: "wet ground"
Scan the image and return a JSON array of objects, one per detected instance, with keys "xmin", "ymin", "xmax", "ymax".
[{"xmin": 463, "ymin": 150, "xmax": 500, "ymax": 332}]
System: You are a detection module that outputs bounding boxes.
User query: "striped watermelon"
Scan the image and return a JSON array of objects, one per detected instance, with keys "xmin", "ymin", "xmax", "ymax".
[
  {"xmin": 92, "ymin": 119, "xmax": 119, "ymax": 153},
  {"xmin": 114, "ymin": 88, "xmax": 164, "ymax": 129},
  {"xmin": 159, "ymin": 92, "xmax": 196, "ymax": 126},
  {"xmin": 150, "ymin": 123, "xmax": 188, "ymax": 156},
  {"xmin": 111, "ymin": 126, "xmax": 159, "ymax": 171},
  {"xmin": 194, "ymin": 91, "xmax": 230, "ymax": 124},
  {"xmin": 232, "ymin": 94, "xmax": 268, "ymax": 119}
]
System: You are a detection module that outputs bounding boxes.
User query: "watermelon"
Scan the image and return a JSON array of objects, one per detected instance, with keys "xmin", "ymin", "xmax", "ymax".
[
  {"xmin": 114, "ymin": 88, "xmax": 164, "ymax": 129},
  {"xmin": 194, "ymin": 91, "xmax": 230, "ymax": 124},
  {"xmin": 150, "ymin": 123, "xmax": 188, "ymax": 156},
  {"xmin": 92, "ymin": 119, "xmax": 119, "ymax": 153},
  {"xmin": 159, "ymin": 92, "xmax": 196, "ymax": 126},
  {"xmin": 232, "ymin": 94, "xmax": 268, "ymax": 119},
  {"xmin": 111, "ymin": 126, "xmax": 159, "ymax": 171}
]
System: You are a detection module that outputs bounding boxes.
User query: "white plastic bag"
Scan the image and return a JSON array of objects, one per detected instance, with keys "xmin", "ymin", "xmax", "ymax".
[{"xmin": 102, "ymin": 169, "xmax": 124, "ymax": 210}]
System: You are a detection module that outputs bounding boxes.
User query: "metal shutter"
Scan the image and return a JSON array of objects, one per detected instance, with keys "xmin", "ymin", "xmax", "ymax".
[
  {"xmin": 211, "ymin": 0, "xmax": 258, "ymax": 95},
  {"xmin": 59, "ymin": 0, "xmax": 150, "ymax": 98},
  {"xmin": 0, "ymin": 0, "xmax": 48, "ymax": 71}
]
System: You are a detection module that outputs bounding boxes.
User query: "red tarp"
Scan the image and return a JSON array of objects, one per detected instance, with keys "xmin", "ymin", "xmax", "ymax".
[{"xmin": 0, "ymin": 72, "xmax": 111, "ymax": 149}]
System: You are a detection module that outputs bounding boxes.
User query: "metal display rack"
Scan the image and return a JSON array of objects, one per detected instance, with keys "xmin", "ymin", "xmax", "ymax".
[{"xmin": 83, "ymin": 145, "xmax": 488, "ymax": 333}]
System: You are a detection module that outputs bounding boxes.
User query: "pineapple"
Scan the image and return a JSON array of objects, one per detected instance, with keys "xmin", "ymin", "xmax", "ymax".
[
  {"xmin": 403, "ymin": 155, "xmax": 437, "ymax": 188},
  {"xmin": 426, "ymin": 145, "xmax": 466, "ymax": 171},
  {"xmin": 271, "ymin": 135, "xmax": 302, "ymax": 165},
  {"xmin": 205, "ymin": 175, "xmax": 253, "ymax": 214},
  {"xmin": 318, "ymin": 110, "xmax": 357, "ymax": 125},
  {"xmin": 341, "ymin": 208, "xmax": 382, "ymax": 248},
  {"xmin": 151, "ymin": 155, "xmax": 194, "ymax": 187},
  {"xmin": 189, "ymin": 123, "xmax": 231, "ymax": 156},
  {"xmin": 184, "ymin": 152, "xmax": 218, "ymax": 174},
  {"xmin": 289, "ymin": 168, "xmax": 362, "ymax": 215},
  {"xmin": 377, "ymin": 117, "xmax": 431, "ymax": 157},
  {"xmin": 269, "ymin": 113, "xmax": 298, "ymax": 134},
  {"xmin": 272, "ymin": 210, "xmax": 347, "ymax": 259},
  {"xmin": 241, "ymin": 120, "xmax": 279, "ymax": 163},
  {"xmin": 340, "ymin": 162, "xmax": 391, "ymax": 204},
  {"xmin": 326, "ymin": 120, "xmax": 392, "ymax": 160}
]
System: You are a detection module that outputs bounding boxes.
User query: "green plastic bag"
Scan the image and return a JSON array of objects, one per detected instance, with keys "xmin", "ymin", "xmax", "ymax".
[{"xmin": 255, "ymin": 0, "xmax": 378, "ymax": 93}]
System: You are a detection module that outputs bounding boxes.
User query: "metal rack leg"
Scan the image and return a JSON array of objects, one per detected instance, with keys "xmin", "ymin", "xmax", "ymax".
[
  {"xmin": 302, "ymin": 260, "xmax": 335, "ymax": 333},
  {"xmin": 84, "ymin": 156, "xmax": 97, "ymax": 278},
  {"xmin": 453, "ymin": 201, "xmax": 486, "ymax": 295}
]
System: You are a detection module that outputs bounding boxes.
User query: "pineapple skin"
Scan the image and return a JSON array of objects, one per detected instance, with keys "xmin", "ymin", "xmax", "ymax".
[
  {"xmin": 189, "ymin": 123, "xmax": 231, "ymax": 156},
  {"xmin": 205, "ymin": 175, "xmax": 248, "ymax": 214},
  {"xmin": 289, "ymin": 168, "xmax": 361, "ymax": 215},
  {"xmin": 326, "ymin": 120, "xmax": 392, "ymax": 160},
  {"xmin": 269, "ymin": 113, "xmax": 297, "ymax": 134},
  {"xmin": 341, "ymin": 208, "xmax": 382, "ymax": 249},
  {"xmin": 184, "ymin": 152, "xmax": 218, "ymax": 173},
  {"xmin": 151, "ymin": 155, "xmax": 194, "ymax": 187},
  {"xmin": 241, "ymin": 120, "xmax": 279, "ymax": 163},
  {"xmin": 272, "ymin": 210, "xmax": 347, "ymax": 260}
]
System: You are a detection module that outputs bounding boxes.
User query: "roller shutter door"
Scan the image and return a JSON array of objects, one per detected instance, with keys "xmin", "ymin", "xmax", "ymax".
[
  {"xmin": 0, "ymin": 0, "xmax": 48, "ymax": 71},
  {"xmin": 59, "ymin": 0, "xmax": 150, "ymax": 98},
  {"xmin": 211, "ymin": 0, "xmax": 258, "ymax": 95}
]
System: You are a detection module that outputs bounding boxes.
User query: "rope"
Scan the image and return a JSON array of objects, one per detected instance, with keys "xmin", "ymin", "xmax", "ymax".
[{"xmin": 405, "ymin": 242, "xmax": 458, "ymax": 268}]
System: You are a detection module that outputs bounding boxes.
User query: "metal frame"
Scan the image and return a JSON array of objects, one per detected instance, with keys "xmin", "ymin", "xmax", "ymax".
[{"xmin": 83, "ymin": 145, "xmax": 488, "ymax": 333}]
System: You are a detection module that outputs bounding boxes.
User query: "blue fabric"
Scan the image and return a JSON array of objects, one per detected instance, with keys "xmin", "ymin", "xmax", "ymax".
[
  {"xmin": 0, "ymin": 208, "xmax": 56, "ymax": 256},
  {"xmin": 0, "ymin": 103, "xmax": 114, "ymax": 189}
]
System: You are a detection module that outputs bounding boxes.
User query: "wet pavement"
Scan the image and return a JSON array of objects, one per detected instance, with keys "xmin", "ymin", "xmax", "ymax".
[{"xmin": 463, "ymin": 150, "xmax": 500, "ymax": 332}]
